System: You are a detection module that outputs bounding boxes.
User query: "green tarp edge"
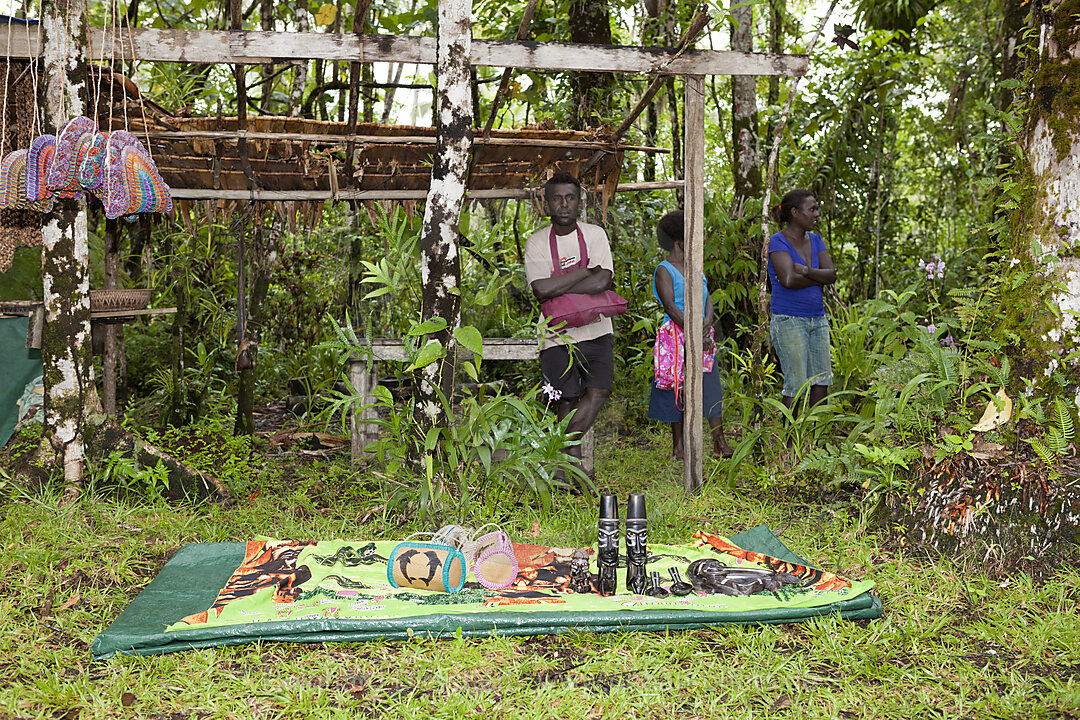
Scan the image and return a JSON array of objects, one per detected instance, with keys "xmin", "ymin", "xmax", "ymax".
[
  {"xmin": 0, "ymin": 316, "xmax": 41, "ymax": 449},
  {"xmin": 91, "ymin": 525, "xmax": 883, "ymax": 659}
]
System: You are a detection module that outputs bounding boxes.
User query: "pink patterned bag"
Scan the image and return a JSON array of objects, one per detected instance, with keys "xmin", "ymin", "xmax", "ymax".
[
  {"xmin": 653, "ymin": 319, "xmax": 716, "ymax": 392},
  {"xmin": 539, "ymin": 224, "xmax": 627, "ymax": 328}
]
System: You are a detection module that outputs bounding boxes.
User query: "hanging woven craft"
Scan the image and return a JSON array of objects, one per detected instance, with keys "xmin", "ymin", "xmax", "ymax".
[
  {"xmin": 46, "ymin": 115, "xmax": 98, "ymax": 198},
  {"xmin": 0, "ymin": 149, "xmax": 55, "ymax": 212},
  {"xmin": 26, "ymin": 134, "xmax": 57, "ymax": 203},
  {"xmin": 77, "ymin": 131, "xmax": 108, "ymax": 194},
  {"xmin": 102, "ymin": 131, "xmax": 172, "ymax": 219}
]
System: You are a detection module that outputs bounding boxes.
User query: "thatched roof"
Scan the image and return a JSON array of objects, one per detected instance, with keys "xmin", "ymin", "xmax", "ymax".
[{"xmin": 111, "ymin": 115, "xmax": 655, "ymax": 205}]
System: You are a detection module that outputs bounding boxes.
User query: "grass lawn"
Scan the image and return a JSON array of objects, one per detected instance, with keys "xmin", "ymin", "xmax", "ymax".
[{"xmin": 1, "ymin": 425, "xmax": 1079, "ymax": 720}]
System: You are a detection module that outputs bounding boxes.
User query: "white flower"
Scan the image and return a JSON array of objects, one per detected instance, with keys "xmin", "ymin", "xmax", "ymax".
[{"xmin": 542, "ymin": 383, "xmax": 562, "ymax": 401}]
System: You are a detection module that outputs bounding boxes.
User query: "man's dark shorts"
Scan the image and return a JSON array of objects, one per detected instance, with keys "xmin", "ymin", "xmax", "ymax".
[{"xmin": 539, "ymin": 334, "xmax": 614, "ymax": 401}]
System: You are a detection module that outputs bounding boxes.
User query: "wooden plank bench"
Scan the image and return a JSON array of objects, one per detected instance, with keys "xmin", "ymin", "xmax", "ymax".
[{"xmin": 346, "ymin": 337, "xmax": 594, "ymax": 474}]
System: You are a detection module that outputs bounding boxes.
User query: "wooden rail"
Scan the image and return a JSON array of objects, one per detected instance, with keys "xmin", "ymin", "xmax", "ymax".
[
  {"xmin": 345, "ymin": 338, "xmax": 595, "ymax": 475},
  {"xmin": 1, "ymin": 27, "xmax": 808, "ymax": 77},
  {"xmin": 167, "ymin": 180, "xmax": 684, "ymax": 201}
]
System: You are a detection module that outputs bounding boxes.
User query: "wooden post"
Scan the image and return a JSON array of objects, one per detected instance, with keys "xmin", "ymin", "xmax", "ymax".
[
  {"xmin": 416, "ymin": 0, "xmax": 472, "ymax": 425},
  {"xmin": 683, "ymin": 74, "xmax": 705, "ymax": 494},
  {"xmin": 580, "ymin": 426, "xmax": 595, "ymax": 477},
  {"xmin": 40, "ymin": 0, "xmax": 96, "ymax": 496},
  {"xmin": 348, "ymin": 357, "xmax": 379, "ymax": 461},
  {"xmin": 103, "ymin": 219, "xmax": 120, "ymax": 415}
]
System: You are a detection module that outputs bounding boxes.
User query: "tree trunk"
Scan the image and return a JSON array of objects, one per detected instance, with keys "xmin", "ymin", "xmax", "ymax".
[
  {"xmin": 764, "ymin": 0, "xmax": 784, "ymax": 168},
  {"xmin": 1016, "ymin": 0, "xmax": 1080, "ymax": 373},
  {"xmin": 730, "ymin": 0, "xmax": 762, "ymax": 213},
  {"xmin": 568, "ymin": 0, "xmax": 614, "ymax": 129},
  {"xmin": 642, "ymin": 0, "xmax": 662, "ymax": 182},
  {"xmin": 417, "ymin": 0, "xmax": 471, "ymax": 425},
  {"xmin": 645, "ymin": 98, "xmax": 658, "ymax": 182},
  {"xmin": 893, "ymin": 0, "xmax": 1080, "ymax": 574},
  {"xmin": 381, "ymin": 63, "xmax": 405, "ymax": 123},
  {"xmin": 165, "ymin": 228, "xmax": 187, "ymax": 427},
  {"xmin": 667, "ymin": 77, "xmax": 682, "ymax": 191},
  {"xmin": 102, "ymin": 219, "xmax": 120, "ymax": 416},
  {"xmin": 235, "ymin": 209, "xmax": 277, "ymax": 435},
  {"xmin": 346, "ymin": 0, "xmax": 371, "ymax": 181},
  {"xmin": 289, "ymin": 0, "xmax": 308, "ymax": 116},
  {"xmin": 40, "ymin": 0, "xmax": 96, "ymax": 496},
  {"xmin": 362, "ymin": 63, "xmax": 375, "ymax": 123},
  {"xmin": 333, "ymin": 0, "xmax": 345, "ymax": 122}
]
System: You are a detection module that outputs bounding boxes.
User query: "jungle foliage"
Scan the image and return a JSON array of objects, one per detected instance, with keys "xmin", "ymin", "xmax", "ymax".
[{"xmin": 1, "ymin": 0, "xmax": 1075, "ymax": 521}]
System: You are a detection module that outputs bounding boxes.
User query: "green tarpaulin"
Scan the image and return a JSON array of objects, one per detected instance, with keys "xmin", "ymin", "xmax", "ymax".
[
  {"xmin": 0, "ymin": 316, "xmax": 41, "ymax": 449},
  {"xmin": 92, "ymin": 525, "xmax": 882, "ymax": 659}
]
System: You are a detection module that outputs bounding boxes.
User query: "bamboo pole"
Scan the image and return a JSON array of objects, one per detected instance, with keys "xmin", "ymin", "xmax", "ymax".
[
  {"xmin": 579, "ymin": 7, "xmax": 710, "ymax": 177},
  {"xmin": 753, "ymin": 0, "xmax": 837, "ymax": 362},
  {"xmin": 482, "ymin": 0, "xmax": 541, "ymax": 137},
  {"xmin": 345, "ymin": 0, "xmax": 371, "ymax": 181},
  {"xmin": 102, "ymin": 219, "xmax": 120, "ymax": 416}
]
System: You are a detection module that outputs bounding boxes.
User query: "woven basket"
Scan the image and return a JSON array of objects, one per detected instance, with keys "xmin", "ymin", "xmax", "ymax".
[
  {"xmin": 90, "ymin": 288, "xmax": 151, "ymax": 313},
  {"xmin": 0, "ymin": 300, "xmax": 42, "ymax": 315}
]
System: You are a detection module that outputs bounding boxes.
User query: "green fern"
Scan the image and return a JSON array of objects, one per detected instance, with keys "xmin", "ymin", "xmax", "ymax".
[
  {"xmin": 1029, "ymin": 437, "xmax": 1059, "ymax": 467},
  {"xmin": 987, "ymin": 355, "xmax": 1011, "ymax": 389},
  {"xmin": 1054, "ymin": 396, "xmax": 1074, "ymax": 442},
  {"xmin": 931, "ymin": 344, "xmax": 958, "ymax": 387},
  {"xmin": 1025, "ymin": 396, "xmax": 1076, "ymax": 472},
  {"xmin": 946, "ymin": 287, "xmax": 980, "ymax": 300}
]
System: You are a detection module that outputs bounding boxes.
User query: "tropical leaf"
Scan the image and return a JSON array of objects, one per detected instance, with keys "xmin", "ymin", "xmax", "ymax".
[
  {"xmin": 453, "ymin": 325, "xmax": 484, "ymax": 358},
  {"xmin": 406, "ymin": 339, "xmax": 445, "ymax": 371}
]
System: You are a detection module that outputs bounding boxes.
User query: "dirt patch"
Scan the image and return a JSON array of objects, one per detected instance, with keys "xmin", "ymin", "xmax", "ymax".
[
  {"xmin": 888, "ymin": 454, "xmax": 1080, "ymax": 579},
  {"xmin": 517, "ymin": 635, "xmax": 586, "ymax": 663}
]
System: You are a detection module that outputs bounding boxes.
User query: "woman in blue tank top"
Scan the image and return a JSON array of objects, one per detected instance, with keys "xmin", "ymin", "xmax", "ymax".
[
  {"xmin": 648, "ymin": 211, "xmax": 732, "ymax": 460},
  {"xmin": 767, "ymin": 190, "xmax": 837, "ymax": 414}
]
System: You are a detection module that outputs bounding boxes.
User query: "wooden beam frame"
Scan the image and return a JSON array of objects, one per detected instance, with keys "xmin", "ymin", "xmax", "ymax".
[
  {"xmin": 140, "ymin": 129, "xmax": 668, "ymax": 153},
  {"xmin": 166, "ymin": 180, "xmax": 683, "ymax": 201},
  {"xmin": 3, "ymin": 27, "xmax": 807, "ymax": 77}
]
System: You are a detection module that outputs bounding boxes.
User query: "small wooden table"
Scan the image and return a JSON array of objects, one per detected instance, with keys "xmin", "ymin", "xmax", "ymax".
[
  {"xmin": 0, "ymin": 301, "xmax": 177, "ymax": 347},
  {"xmin": 346, "ymin": 337, "xmax": 595, "ymax": 474}
]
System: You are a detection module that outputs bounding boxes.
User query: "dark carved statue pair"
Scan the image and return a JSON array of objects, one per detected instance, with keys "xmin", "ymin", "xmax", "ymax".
[{"xmin": 596, "ymin": 492, "xmax": 648, "ymax": 596}]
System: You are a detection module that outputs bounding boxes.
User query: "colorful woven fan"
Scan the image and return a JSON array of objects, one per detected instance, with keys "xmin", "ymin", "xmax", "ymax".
[
  {"xmin": 0, "ymin": 150, "xmax": 55, "ymax": 212},
  {"xmin": 26, "ymin": 135, "xmax": 57, "ymax": 203},
  {"xmin": 46, "ymin": 116, "xmax": 98, "ymax": 198},
  {"xmin": 103, "ymin": 131, "xmax": 172, "ymax": 219}
]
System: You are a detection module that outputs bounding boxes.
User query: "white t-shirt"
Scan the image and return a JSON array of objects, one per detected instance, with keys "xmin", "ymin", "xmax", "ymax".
[{"xmin": 524, "ymin": 221, "xmax": 615, "ymax": 350}]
